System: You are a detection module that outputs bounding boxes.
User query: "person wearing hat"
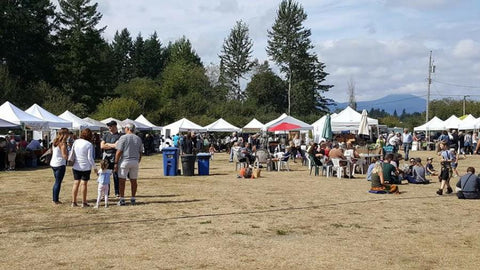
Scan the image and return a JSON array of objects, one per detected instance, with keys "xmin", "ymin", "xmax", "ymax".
[
  {"xmin": 405, "ymin": 158, "xmax": 429, "ymax": 184},
  {"xmin": 101, "ymin": 120, "xmax": 123, "ymax": 197}
]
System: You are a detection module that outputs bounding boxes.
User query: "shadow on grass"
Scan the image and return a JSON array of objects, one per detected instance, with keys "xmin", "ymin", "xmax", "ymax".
[{"xmin": 2, "ymin": 195, "xmax": 439, "ymax": 235}]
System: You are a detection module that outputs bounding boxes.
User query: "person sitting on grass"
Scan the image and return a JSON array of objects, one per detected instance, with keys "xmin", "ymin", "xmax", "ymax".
[
  {"xmin": 366, "ymin": 157, "xmax": 379, "ymax": 181},
  {"xmin": 382, "ymin": 154, "xmax": 401, "ymax": 184},
  {"xmin": 456, "ymin": 167, "xmax": 480, "ymax": 199},
  {"xmin": 425, "ymin": 157, "xmax": 437, "ymax": 176},
  {"xmin": 370, "ymin": 161, "xmax": 399, "ymax": 194},
  {"xmin": 405, "ymin": 158, "xmax": 429, "ymax": 184}
]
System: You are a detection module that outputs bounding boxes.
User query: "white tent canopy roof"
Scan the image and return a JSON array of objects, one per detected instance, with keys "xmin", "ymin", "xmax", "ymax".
[
  {"xmin": 414, "ymin": 116, "xmax": 445, "ymax": 131},
  {"xmin": 59, "ymin": 110, "xmax": 101, "ymax": 130},
  {"xmin": 135, "ymin": 114, "xmax": 162, "ymax": 131},
  {"xmin": 330, "ymin": 106, "xmax": 378, "ymax": 132},
  {"xmin": 25, "ymin": 103, "xmax": 72, "ymax": 129},
  {"xmin": 242, "ymin": 118, "xmax": 264, "ymax": 133},
  {"xmin": 443, "ymin": 115, "xmax": 461, "ymax": 130},
  {"xmin": 458, "ymin": 114, "xmax": 480, "ymax": 130},
  {"xmin": 0, "ymin": 101, "xmax": 47, "ymax": 130},
  {"xmin": 83, "ymin": 117, "xmax": 107, "ymax": 130},
  {"xmin": 0, "ymin": 117, "xmax": 21, "ymax": 128},
  {"xmin": 162, "ymin": 118, "xmax": 206, "ymax": 136},
  {"xmin": 263, "ymin": 113, "xmax": 313, "ymax": 131},
  {"xmin": 122, "ymin": 118, "xmax": 152, "ymax": 131},
  {"xmin": 204, "ymin": 118, "xmax": 240, "ymax": 132}
]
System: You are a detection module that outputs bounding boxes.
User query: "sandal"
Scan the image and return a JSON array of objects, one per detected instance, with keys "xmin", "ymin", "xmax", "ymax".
[
  {"xmin": 82, "ymin": 203, "xmax": 90, "ymax": 208},
  {"xmin": 71, "ymin": 202, "xmax": 79, "ymax": 207}
]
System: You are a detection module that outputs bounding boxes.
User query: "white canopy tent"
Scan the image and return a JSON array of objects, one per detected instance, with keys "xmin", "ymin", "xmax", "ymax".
[
  {"xmin": 443, "ymin": 115, "xmax": 461, "ymax": 130},
  {"xmin": 0, "ymin": 117, "xmax": 20, "ymax": 128},
  {"xmin": 263, "ymin": 113, "xmax": 313, "ymax": 131},
  {"xmin": 330, "ymin": 106, "xmax": 378, "ymax": 132},
  {"xmin": 122, "ymin": 118, "xmax": 152, "ymax": 131},
  {"xmin": 414, "ymin": 116, "xmax": 445, "ymax": 131},
  {"xmin": 0, "ymin": 101, "xmax": 47, "ymax": 130},
  {"xmin": 458, "ymin": 115, "xmax": 478, "ymax": 130},
  {"xmin": 83, "ymin": 117, "xmax": 108, "ymax": 130},
  {"xmin": 25, "ymin": 104, "xmax": 72, "ymax": 129},
  {"xmin": 59, "ymin": 110, "xmax": 102, "ymax": 131},
  {"xmin": 204, "ymin": 118, "xmax": 241, "ymax": 132},
  {"xmin": 135, "ymin": 114, "xmax": 162, "ymax": 131},
  {"xmin": 242, "ymin": 118, "xmax": 264, "ymax": 133},
  {"xmin": 162, "ymin": 118, "xmax": 206, "ymax": 137}
]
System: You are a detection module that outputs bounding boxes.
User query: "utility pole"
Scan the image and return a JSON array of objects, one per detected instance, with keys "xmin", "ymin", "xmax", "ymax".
[
  {"xmin": 426, "ymin": 51, "xmax": 434, "ymax": 123},
  {"xmin": 463, "ymin": 95, "xmax": 470, "ymax": 116}
]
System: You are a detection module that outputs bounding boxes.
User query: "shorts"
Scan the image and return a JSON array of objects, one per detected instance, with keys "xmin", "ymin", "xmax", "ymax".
[
  {"xmin": 451, "ymin": 162, "xmax": 458, "ymax": 168},
  {"xmin": 118, "ymin": 160, "xmax": 139, "ymax": 179},
  {"xmin": 73, "ymin": 169, "xmax": 91, "ymax": 181},
  {"xmin": 440, "ymin": 167, "xmax": 451, "ymax": 181}
]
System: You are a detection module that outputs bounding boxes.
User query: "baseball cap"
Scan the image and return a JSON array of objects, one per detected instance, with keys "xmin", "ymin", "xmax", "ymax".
[{"xmin": 106, "ymin": 120, "xmax": 117, "ymax": 127}]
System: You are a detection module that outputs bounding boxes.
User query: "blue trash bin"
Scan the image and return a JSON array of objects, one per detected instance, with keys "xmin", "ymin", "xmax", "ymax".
[
  {"xmin": 197, "ymin": 153, "xmax": 211, "ymax": 175},
  {"xmin": 162, "ymin": 147, "xmax": 179, "ymax": 176}
]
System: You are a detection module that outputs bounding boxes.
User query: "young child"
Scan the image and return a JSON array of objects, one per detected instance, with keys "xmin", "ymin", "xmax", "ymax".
[
  {"xmin": 95, "ymin": 159, "xmax": 112, "ymax": 208},
  {"xmin": 450, "ymin": 149, "xmax": 459, "ymax": 177},
  {"xmin": 425, "ymin": 157, "xmax": 437, "ymax": 176},
  {"xmin": 208, "ymin": 144, "xmax": 216, "ymax": 160}
]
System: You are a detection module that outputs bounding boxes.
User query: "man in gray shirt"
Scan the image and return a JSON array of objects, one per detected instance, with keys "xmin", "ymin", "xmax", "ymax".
[
  {"xmin": 114, "ymin": 123, "xmax": 143, "ymax": 206},
  {"xmin": 456, "ymin": 167, "xmax": 480, "ymax": 199}
]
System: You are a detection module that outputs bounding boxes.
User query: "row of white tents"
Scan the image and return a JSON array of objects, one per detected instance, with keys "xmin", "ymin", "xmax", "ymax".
[
  {"xmin": 414, "ymin": 114, "xmax": 480, "ymax": 131},
  {"xmin": 1, "ymin": 101, "xmax": 379, "ymax": 142}
]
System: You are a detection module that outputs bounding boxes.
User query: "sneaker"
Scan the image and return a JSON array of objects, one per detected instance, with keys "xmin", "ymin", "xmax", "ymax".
[
  {"xmin": 94, "ymin": 205, "xmax": 99, "ymax": 209},
  {"xmin": 131, "ymin": 199, "xmax": 136, "ymax": 205},
  {"xmin": 71, "ymin": 202, "xmax": 79, "ymax": 207},
  {"xmin": 105, "ymin": 204, "xmax": 108, "ymax": 208},
  {"xmin": 446, "ymin": 187, "xmax": 453, "ymax": 194},
  {"xmin": 82, "ymin": 203, "xmax": 90, "ymax": 208},
  {"xmin": 436, "ymin": 189, "xmax": 443, "ymax": 195},
  {"xmin": 117, "ymin": 199, "xmax": 126, "ymax": 206}
]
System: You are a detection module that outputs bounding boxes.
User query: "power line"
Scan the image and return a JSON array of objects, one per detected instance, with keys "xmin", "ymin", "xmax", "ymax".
[{"xmin": 432, "ymin": 79, "xmax": 480, "ymax": 89}]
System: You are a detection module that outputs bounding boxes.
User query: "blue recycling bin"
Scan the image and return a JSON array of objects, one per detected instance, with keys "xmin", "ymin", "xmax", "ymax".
[
  {"xmin": 197, "ymin": 153, "xmax": 211, "ymax": 175},
  {"xmin": 162, "ymin": 147, "xmax": 179, "ymax": 176}
]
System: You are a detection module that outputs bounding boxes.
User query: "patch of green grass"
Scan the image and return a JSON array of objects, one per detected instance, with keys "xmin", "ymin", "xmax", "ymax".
[
  {"xmin": 331, "ymin": 223, "xmax": 344, "ymax": 228},
  {"xmin": 199, "ymin": 220, "xmax": 211, "ymax": 224},
  {"xmin": 276, "ymin": 229, "xmax": 288, "ymax": 235}
]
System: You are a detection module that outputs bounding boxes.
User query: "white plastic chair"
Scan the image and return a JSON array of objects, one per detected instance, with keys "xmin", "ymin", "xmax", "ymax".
[
  {"xmin": 275, "ymin": 152, "xmax": 290, "ymax": 171},
  {"xmin": 331, "ymin": 158, "xmax": 346, "ymax": 179},
  {"xmin": 254, "ymin": 150, "xmax": 271, "ymax": 170},
  {"xmin": 321, "ymin": 157, "xmax": 332, "ymax": 177}
]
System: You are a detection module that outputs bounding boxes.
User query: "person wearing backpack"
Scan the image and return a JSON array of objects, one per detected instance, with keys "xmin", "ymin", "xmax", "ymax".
[{"xmin": 456, "ymin": 167, "xmax": 480, "ymax": 199}]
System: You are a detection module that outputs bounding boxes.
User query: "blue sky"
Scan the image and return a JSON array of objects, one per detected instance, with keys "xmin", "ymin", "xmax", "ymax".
[{"xmin": 55, "ymin": 0, "xmax": 480, "ymax": 104}]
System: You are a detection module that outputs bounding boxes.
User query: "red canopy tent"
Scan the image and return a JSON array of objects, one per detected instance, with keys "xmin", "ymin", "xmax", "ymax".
[{"xmin": 268, "ymin": 122, "xmax": 301, "ymax": 132}]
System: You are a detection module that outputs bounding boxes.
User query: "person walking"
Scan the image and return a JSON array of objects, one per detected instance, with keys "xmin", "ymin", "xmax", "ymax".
[
  {"xmin": 50, "ymin": 128, "xmax": 69, "ymax": 205},
  {"xmin": 114, "ymin": 123, "xmax": 143, "ymax": 206},
  {"xmin": 70, "ymin": 128, "xmax": 98, "ymax": 207},
  {"xmin": 436, "ymin": 142, "xmax": 453, "ymax": 196},
  {"xmin": 402, "ymin": 128, "xmax": 413, "ymax": 160},
  {"xmin": 101, "ymin": 120, "xmax": 122, "ymax": 197}
]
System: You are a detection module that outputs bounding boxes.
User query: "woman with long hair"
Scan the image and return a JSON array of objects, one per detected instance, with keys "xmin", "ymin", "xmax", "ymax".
[
  {"xmin": 70, "ymin": 128, "xmax": 98, "ymax": 207},
  {"xmin": 50, "ymin": 128, "xmax": 70, "ymax": 204}
]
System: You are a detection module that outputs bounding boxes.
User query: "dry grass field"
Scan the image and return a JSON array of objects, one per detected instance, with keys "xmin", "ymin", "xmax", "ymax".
[{"xmin": 1, "ymin": 150, "xmax": 480, "ymax": 269}]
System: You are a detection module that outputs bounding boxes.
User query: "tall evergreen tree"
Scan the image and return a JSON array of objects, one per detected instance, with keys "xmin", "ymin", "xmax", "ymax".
[
  {"xmin": 111, "ymin": 28, "xmax": 134, "ymax": 85},
  {"xmin": 267, "ymin": 0, "xmax": 332, "ymax": 115},
  {"xmin": 131, "ymin": 34, "xmax": 145, "ymax": 78},
  {"xmin": 142, "ymin": 32, "xmax": 166, "ymax": 79},
  {"xmin": 219, "ymin": 20, "xmax": 255, "ymax": 100},
  {"xmin": 0, "ymin": 0, "xmax": 55, "ymax": 87},
  {"xmin": 55, "ymin": 0, "xmax": 111, "ymax": 113},
  {"xmin": 166, "ymin": 36, "xmax": 202, "ymax": 67}
]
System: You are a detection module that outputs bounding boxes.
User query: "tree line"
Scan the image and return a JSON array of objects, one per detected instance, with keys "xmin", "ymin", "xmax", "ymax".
[{"xmin": 1, "ymin": 0, "xmax": 333, "ymax": 127}]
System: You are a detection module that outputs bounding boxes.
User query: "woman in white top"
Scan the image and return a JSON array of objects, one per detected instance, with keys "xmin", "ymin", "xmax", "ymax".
[
  {"xmin": 50, "ymin": 128, "xmax": 69, "ymax": 205},
  {"xmin": 69, "ymin": 128, "xmax": 98, "ymax": 207}
]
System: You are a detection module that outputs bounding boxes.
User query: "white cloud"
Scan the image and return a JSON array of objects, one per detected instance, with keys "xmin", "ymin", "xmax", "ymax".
[{"xmin": 453, "ymin": 39, "xmax": 480, "ymax": 58}]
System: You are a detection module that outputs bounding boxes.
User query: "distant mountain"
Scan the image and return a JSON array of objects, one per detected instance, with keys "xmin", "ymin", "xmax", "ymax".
[{"xmin": 329, "ymin": 94, "xmax": 426, "ymax": 114}]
